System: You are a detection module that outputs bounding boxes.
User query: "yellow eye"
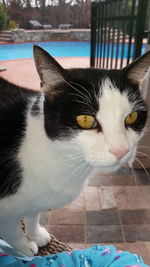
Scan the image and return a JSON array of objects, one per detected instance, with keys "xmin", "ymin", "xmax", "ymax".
[
  {"xmin": 125, "ymin": 112, "xmax": 138, "ymax": 125},
  {"xmin": 76, "ymin": 115, "xmax": 96, "ymax": 129}
]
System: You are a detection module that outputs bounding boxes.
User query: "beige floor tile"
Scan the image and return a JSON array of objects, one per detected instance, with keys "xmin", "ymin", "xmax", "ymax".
[
  {"xmin": 99, "ymin": 186, "xmax": 117, "ymax": 209},
  {"xmin": 113, "ymin": 185, "xmax": 150, "ymax": 209},
  {"xmin": 50, "ymin": 225, "xmax": 85, "ymax": 243},
  {"xmin": 64, "ymin": 191, "xmax": 85, "ymax": 210},
  {"xmin": 84, "ymin": 186, "xmax": 101, "ymax": 211},
  {"xmin": 145, "ymin": 241, "xmax": 150, "ymax": 253},
  {"xmin": 50, "ymin": 209, "xmax": 85, "ymax": 225}
]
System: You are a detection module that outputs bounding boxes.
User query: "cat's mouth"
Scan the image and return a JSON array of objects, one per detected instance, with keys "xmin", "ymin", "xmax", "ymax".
[
  {"xmin": 86, "ymin": 152, "xmax": 135, "ymax": 173},
  {"xmin": 89, "ymin": 161, "xmax": 121, "ymax": 173}
]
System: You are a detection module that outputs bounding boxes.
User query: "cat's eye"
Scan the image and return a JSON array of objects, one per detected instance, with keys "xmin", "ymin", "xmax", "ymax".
[
  {"xmin": 76, "ymin": 115, "xmax": 96, "ymax": 129},
  {"xmin": 125, "ymin": 111, "xmax": 138, "ymax": 126}
]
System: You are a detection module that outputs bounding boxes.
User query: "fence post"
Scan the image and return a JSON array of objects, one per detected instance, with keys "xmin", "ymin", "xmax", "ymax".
[
  {"xmin": 90, "ymin": 2, "xmax": 97, "ymax": 67},
  {"xmin": 147, "ymin": 0, "xmax": 150, "ymax": 51},
  {"xmin": 133, "ymin": 0, "xmax": 148, "ymax": 59}
]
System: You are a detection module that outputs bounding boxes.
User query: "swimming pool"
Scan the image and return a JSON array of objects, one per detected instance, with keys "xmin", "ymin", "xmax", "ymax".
[
  {"xmin": 0, "ymin": 42, "xmax": 90, "ymax": 60},
  {"xmin": 0, "ymin": 41, "xmax": 146, "ymax": 61}
]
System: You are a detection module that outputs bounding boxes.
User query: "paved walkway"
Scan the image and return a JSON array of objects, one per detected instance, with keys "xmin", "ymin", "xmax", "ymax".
[{"xmin": 0, "ymin": 57, "xmax": 89, "ymax": 90}]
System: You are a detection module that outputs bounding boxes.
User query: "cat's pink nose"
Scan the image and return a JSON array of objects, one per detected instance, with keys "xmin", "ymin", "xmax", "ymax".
[{"xmin": 109, "ymin": 148, "xmax": 129, "ymax": 159}]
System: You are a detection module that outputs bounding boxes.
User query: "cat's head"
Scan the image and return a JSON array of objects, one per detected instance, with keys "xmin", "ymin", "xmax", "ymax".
[{"xmin": 33, "ymin": 45, "xmax": 150, "ymax": 173}]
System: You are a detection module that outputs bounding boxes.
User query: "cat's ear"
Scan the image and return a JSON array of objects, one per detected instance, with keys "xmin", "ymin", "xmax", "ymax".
[
  {"xmin": 123, "ymin": 50, "xmax": 150, "ymax": 86},
  {"xmin": 33, "ymin": 45, "xmax": 66, "ymax": 88}
]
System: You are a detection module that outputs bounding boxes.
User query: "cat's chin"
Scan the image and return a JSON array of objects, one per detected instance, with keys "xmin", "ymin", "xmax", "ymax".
[
  {"xmin": 87, "ymin": 161, "xmax": 121, "ymax": 174},
  {"xmin": 96, "ymin": 164, "xmax": 121, "ymax": 174},
  {"xmin": 86, "ymin": 151, "xmax": 135, "ymax": 174}
]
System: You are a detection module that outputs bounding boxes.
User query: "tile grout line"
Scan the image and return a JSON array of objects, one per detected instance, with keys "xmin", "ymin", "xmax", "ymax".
[
  {"xmin": 85, "ymin": 209, "xmax": 87, "ymax": 245},
  {"xmin": 117, "ymin": 209, "xmax": 126, "ymax": 243}
]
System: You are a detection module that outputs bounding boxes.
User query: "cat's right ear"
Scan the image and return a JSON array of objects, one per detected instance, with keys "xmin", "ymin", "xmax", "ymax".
[
  {"xmin": 33, "ymin": 45, "xmax": 67, "ymax": 89},
  {"xmin": 122, "ymin": 50, "xmax": 150, "ymax": 87}
]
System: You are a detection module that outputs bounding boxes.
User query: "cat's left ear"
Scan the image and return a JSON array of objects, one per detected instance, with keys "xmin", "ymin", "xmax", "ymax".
[
  {"xmin": 122, "ymin": 50, "xmax": 150, "ymax": 87},
  {"xmin": 33, "ymin": 45, "xmax": 67, "ymax": 89}
]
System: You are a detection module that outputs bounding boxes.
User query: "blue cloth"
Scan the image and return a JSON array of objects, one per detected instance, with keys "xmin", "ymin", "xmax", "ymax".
[{"xmin": 0, "ymin": 245, "xmax": 149, "ymax": 267}]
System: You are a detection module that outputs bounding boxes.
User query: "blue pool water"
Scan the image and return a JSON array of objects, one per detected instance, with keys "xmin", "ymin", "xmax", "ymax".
[
  {"xmin": 0, "ymin": 42, "xmax": 90, "ymax": 60},
  {"xmin": 0, "ymin": 41, "xmax": 146, "ymax": 60}
]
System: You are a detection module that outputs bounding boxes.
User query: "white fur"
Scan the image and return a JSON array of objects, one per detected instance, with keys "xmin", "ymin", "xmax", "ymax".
[
  {"xmin": 75, "ymin": 79, "xmax": 139, "ymax": 173},
  {"xmin": 0, "ymin": 78, "xmax": 143, "ymax": 255}
]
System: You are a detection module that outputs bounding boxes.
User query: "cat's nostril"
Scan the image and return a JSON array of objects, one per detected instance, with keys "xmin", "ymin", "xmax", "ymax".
[{"xmin": 109, "ymin": 148, "xmax": 129, "ymax": 159}]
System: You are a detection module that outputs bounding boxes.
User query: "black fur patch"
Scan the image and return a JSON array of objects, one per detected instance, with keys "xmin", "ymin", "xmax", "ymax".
[
  {"xmin": 44, "ymin": 68, "xmax": 148, "ymax": 139},
  {"xmin": 0, "ymin": 78, "xmax": 39, "ymax": 198}
]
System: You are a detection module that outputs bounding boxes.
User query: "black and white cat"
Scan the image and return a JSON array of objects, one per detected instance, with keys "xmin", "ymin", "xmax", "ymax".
[{"xmin": 0, "ymin": 46, "xmax": 150, "ymax": 256}]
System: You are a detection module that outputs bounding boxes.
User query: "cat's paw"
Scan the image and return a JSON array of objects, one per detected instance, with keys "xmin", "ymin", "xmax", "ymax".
[
  {"xmin": 12, "ymin": 236, "xmax": 38, "ymax": 256},
  {"xmin": 31, "ymin": 226, "xmax": 51, "ymax": 247}
]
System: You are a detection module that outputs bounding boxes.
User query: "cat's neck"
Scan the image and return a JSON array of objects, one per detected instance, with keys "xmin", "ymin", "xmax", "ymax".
[
  {"xmin": 19, "ymin": 97, "xmax": 85, "ymax": 167},
  {"xmin": 17, "ymin": 105, "xmax": 92, "ymax": 211}
]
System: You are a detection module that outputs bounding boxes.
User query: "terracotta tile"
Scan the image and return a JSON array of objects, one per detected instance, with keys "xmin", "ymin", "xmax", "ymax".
[
  {"xmin": 87, "ymin": 210, "xmax": 120, "ymax": 225},
  {"xmin": 50, "ymin": 225, "xmax": 85, "ymax": 243},
  {"xmin": 88, "ymin": 170, "xmax": 112, "ymax": 186},
  {"xmin": 88, "ymin": 169, "xmax": 143, "ymax": 186},
  {"xmin": 99, "ymin": 187, "xmax": 117, "ymax": 209},
  {"xmin": 110, "ymin": 172, "xmax": 150, "ymax": 186},
  {"xmin": 124, "ymin": 225, "xmax": 150, "ymax": 242},
  {"xmin": 86, "ymin": 243, "xmax": 101, "ymax": 248},
  {"xmin": 64, "ymin": 191, "xmax": 85, "ymax": 210},
  {"xmin": 89, "ymin": 168, "xmax": 150, "ymax": 187},
  {"xmin": 86, "ymin": 225, "xmax": 123, "ymax": 243},
  {"xmin": 68, "ymin": 243, "xmax": 86, "ymax": 249},
  {"xmin": 114, "ymin": 168, "xmax": 132, "ymax": 175},
  {"xmin": 86, "ymin": 242, "xmax": 125, "ymax": 249},
  {"xmin": 113, "ymin": 186, "xmax": 150, "ymax": 210},
  {"xmin": 84, "ymin": 186, "xmax": 101, "ymax": 211},
  {"xmin": 108, "ymin": 175, "xmax": 134, "ymax": 186},
  {"xmin": 120, "ymin": 209, "xmax": 150, "ymax": 224},
  {"xmin": 138, "ymin": 175, "xmax": 150, "ymax": 185},
  {"xmin": 134, "ymin": 169, "xmax": 150, "ymax": 185},
  {"xmin": 89, "ymin": 175, "xmax": 146, "ymax": 186},
  {"xmin": 50, "ymin": 209, "xmax": 85, "ymax": 225},
  {"xmin": 145, "ymin": 242, "xmax": 150, "ymax": 255}
]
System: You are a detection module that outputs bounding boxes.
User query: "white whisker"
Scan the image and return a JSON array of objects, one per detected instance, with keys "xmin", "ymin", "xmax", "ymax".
[
  {"xmin": 72, "ymin": 99, "xmax": 95, "ymax": 115},
  {"xmin": 69, "ymin": 93, "xmax": 91, "ymax": 105},
  {"xmin": 135, "ymin": 156, "xmax": 150, "ymax": 180},
  {"xmin": 136, "ymin": 151, "xmax": 150, "ymax": 162},
  {"xmin": 62, "ymin": 161, "xmax": 89, "ymax": 188},
  {"xmin": 89, "ymin": 81, "xmax": 98, "ymax": 102},
  {"xmin": 70, "ymin": 81, "xmax": 93, "ymax": 102},
  {"xmin": 130, "ymin": 164, "xmax": 140, "ymax": 186}
]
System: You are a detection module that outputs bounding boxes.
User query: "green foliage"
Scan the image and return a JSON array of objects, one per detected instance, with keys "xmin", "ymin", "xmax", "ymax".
[
  {"xmin": 8, "ymin": 20, "xmax": 17, "ymax": 30},
  {"xmin": 0, "ymin": 4, "xmax": 8, "ymax": 31}
]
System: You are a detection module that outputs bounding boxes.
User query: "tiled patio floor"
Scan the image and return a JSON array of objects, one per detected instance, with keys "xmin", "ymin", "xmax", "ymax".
[{"xmin": 40, "ymin": 168, "xmax": 150, "ymax": 265}]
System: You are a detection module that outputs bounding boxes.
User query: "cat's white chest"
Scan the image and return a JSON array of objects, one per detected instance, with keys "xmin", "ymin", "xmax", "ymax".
[{"xmin": 17, "ymin": 113, "xmax": 91, "ymax": 214}]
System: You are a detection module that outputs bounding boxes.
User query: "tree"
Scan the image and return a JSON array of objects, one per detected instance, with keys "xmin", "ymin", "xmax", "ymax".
[{"xmin": 0, "ymin": 3, "xmax": 8, "ymax": 31}]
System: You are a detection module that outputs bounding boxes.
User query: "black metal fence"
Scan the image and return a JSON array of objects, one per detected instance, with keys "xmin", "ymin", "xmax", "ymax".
[{"xmin": 90, "ymin": 0, "xmax": 148, "ymax": 69}]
